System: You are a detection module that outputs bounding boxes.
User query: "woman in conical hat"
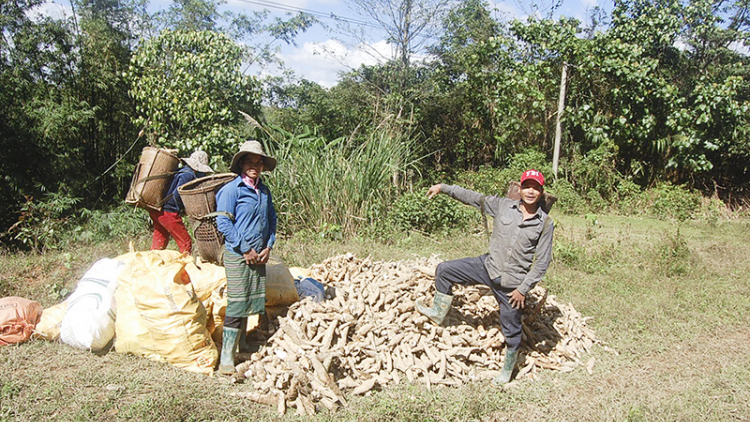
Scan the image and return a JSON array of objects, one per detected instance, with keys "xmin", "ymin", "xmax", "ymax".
[{"xmin": 214, "ymin": 140, "xmax": 278, "ymax": 375}]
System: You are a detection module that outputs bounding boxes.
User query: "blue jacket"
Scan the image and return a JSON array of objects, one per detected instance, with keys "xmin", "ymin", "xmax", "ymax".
[
  {"xmin": 163, "ymin": 167, "xmax": 204, "ymax": 213},
  {"xmin": 215, "ymin": 175, "xmax": 277, "ymax": 254}
]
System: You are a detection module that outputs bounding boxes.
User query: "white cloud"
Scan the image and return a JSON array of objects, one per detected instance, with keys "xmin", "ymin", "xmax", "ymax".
[
  {"xmin": 277, "ymin": 38, "xmax": 393, "ymax": 87},
  {"xmin": 729, "ymin": 40, "xmax": 749, "ymax": 56},
  {"xmin": 29, "ymin": 1, "xmax": 71, "ymax": 21}
]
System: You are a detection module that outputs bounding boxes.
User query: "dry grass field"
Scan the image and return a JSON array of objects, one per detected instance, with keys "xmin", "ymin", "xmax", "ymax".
[{"xmin": 2, "ymin": 213, "xmax": 749, "ymax": 421}]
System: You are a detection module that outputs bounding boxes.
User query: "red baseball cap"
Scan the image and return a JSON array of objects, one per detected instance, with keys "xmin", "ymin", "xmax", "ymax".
[{"xmin": 521, "ymin": 169, "xmax": 545, "ymax": 187}]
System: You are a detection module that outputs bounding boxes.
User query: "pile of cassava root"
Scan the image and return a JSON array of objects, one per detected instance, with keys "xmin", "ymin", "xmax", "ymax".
[{"xmin": 231, "ymin": 253, "xmax": 614, "ymax": 415}]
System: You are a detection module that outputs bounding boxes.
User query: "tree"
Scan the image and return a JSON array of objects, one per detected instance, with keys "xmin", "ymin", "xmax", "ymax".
[
  {"xmin": 421, "ymin": 0, "xmax": 507, "ymax": 169},
  {"xmin": 159, "ymin": 0, "xmax": 224, "ymax": 32},
  {"xmin": 344, "ymin": 0, "xmax": 452, "ymax": 68},
  {"xmin": 157, "ymin": 0, "xmax": 317, "ymax": 71},
  {"xmin": 127, "ymin": 29, "xmax": 262, "ymax": 156}
]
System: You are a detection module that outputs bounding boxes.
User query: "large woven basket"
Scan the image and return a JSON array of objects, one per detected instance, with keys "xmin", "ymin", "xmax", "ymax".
[
  {"xmin": 181, "ymin": 173, "xmax": 236, "ymax": 264},
  {"xmin": 178, "ymin": 173, "xmax": 237, "ymax": 219},
  {"xmin": 125, "ymin": 147, "xmax": 180, "ymax": 211},
  {"xmin": 192, "ymin": 218, "xmax": 225, "ymax": 265},
  {"xmin": 506, "ymin": 180, "xmax": 557, "ymax": 214}
]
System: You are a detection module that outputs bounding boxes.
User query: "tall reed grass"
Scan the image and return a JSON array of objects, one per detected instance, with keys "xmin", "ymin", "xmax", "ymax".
[{"xmin": 263, "ymin": 127, "xmax": 418, "ymax": 236}]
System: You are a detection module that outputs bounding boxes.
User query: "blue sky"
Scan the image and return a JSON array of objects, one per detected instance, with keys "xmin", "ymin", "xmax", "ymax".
[
  {"xmin": 226, "ymin": 0, "xmax": 606, "ymax": 86},
  {"xmin": 37, "ymin": 0, "xmax": 606, "ymax": 87}
]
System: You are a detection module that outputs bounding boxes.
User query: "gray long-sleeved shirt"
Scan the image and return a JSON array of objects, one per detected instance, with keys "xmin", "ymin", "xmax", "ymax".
[{"xmin": 441, "ymin": 184, "xmax": 554, "ymax": 295}]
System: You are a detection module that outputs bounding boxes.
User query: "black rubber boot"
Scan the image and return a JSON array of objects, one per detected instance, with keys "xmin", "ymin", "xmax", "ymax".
[{"xmin": 238, "ymin": 317, "xmax": 252, "ymax": 353}]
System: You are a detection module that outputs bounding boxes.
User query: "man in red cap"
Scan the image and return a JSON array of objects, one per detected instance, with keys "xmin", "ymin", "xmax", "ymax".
[{"xmin": 416, "ymin": 169, "xmax": 554, "ymax": 386}]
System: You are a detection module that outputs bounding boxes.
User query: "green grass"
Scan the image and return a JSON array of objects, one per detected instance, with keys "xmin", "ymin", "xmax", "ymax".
[{"xmin": 1, "ymin": 213, "xmax": 750, "ymax": 421}]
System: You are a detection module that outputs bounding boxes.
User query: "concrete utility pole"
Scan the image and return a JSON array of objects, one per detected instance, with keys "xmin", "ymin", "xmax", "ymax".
[{"xmin": 553, "ymin": 63, "xmax": 568, "ymax": 179}]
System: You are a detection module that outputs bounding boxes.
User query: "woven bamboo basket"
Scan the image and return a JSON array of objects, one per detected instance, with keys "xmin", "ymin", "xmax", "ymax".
[
  {"xmin": 178, "ymin": 173, "xmax": 237, "ymax": 220},
  {"xmin": 125, "ymin": 147, "xmax": 180, "ymax": 211},
  {"xmin": 506, "ymin": 180, "xmax": 558, "ymax": 214},
  {"xmin": 193, "ymin": 218, "xmax": 226, "ymax": 265},
  {"xmin": 180, "ymin": 173, "xmax": 236, "ymax": 264}
]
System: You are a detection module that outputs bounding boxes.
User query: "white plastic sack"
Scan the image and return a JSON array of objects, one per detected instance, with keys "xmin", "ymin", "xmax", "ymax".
[{"xmin": 60, "ymin": 258, "xmax": 124, "ymax": 351}]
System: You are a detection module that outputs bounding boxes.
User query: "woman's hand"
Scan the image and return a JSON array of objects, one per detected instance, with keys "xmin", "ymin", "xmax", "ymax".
[
  {"xmin": 243, "ymin": 249, "xmax": 259, "ymax": 265},
  {"xmin": 257, "ymin": 247, "xmax": 271, "ymax": 264}
]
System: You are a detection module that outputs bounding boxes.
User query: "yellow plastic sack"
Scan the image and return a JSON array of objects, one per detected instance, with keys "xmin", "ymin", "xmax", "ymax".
[
  {"xmin": 115, "ymin": 249, "xmax": 183, "ymax": 266},
  {"xmin": 288, "ymin": 267, "xmax": 312, "ymax": 280},
  {"xmin": 33, "ymin": 301, "xmax": 68, "ymax": 341},
  {"xmin": 187, "ymin": 258, "xmax": 227, "ymax": 303},
  {"xmin": 209, "ymin": 288, "xmax": 226, "ymax": 345},
  {"xmin": 114, "ymin": 251, "xmax": 218, "ymax": 376}
]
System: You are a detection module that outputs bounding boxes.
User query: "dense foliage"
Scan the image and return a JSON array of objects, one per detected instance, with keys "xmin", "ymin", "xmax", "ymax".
[
  {"xmin": 1, "ymin": 0, "xmax": 748, "ymax": 249},
  {"xmin": 127, "ymin": 29, "xmax": 261, "ymax": 156}
]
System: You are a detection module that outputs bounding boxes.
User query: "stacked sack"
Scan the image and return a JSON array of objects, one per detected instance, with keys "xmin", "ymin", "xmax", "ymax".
[
  {"xmin": 31, "ymin": 250, "xmax": 299, "ymax": 376},
  {"xmin": 59, "ymin": 258, "xmax": 123, "ymax": 352},
  {"xmin": 115, "ymin": 250, "xmax": 222, "ymax": 376},
  {"xmin": 0, "ymin": 297, "xmax": 42, "ymax": 346}
]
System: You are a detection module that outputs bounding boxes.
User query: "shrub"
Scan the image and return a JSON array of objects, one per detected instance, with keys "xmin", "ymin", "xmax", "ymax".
[
  {"xmin": 553, "ymin": 238, "xmax": 586, "ymax": 266},
  {"xmin": 390, "ymin": 191, "xmax": 475, "ymax": 235},
  {"xmin": 562, "ymin": 141, "xmax": 620, "ymax": 202},
  {"xmin": 3, "ymin": 194, "xmax": 151, "ymax": 251},
  {"xmin": 452, "ymin": 166, "xmax": 517, "ymax": 197},
  {"xmin": 76, "ymin": 205, "xmax": 150, "ymax": 243},
  {"xmin": 4, "ymin": 190, "xmax": 81, "ymax": 251},
  {"xmin": 654, "ymin": 228, "xmax": 693, "ymax": 276},
  {"xmin": 451, "ymin": 149, "xmax": 552, "ymax": 197},
  {"xmin": 649, "ymin": 183, "xmax": 701, "ymax": 221},
  {"xmin": 697, "ymin": 197, "xmax": 729, "ymax": 225},
  {"xmin": 546, "ymin": 179, "xmax": 588, "ymax": 215},
  {"xmin": 613, "ymin": 179, "xmax": 645, "ymax": 215},
  {"xmin": 585, "ymin": 189, "xmax": 608, "ymax": 212},
  {"xmin": 506, "ymin": 149, "xmax": 553, "ymax": 178}
]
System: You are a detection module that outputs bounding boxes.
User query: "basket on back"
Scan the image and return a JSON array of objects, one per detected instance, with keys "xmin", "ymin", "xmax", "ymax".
[
  {"xmin": 506, "ymin": 180, "xmax": 557, "ymax": 214},
  {"xmin": 178, "ymin": 173, "xmax": 237, "ymax": 264},
  {"xmin": 126, "ymin": 147, "xmax": 180, "ymax": 211}
]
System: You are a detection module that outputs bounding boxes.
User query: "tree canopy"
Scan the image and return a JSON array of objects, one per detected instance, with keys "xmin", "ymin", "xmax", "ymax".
[{"xmin": 1, "ymin": 0, "xmax": 749, "ymax": 245}]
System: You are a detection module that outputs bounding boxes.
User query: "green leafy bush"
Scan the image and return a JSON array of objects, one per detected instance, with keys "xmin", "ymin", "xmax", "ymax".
[
  {"xmin": 390, "ymin": 191, "xmax": 475, "ymax": 235},
  {"xmin": 506, "ymin": 149, "xmax": 553, "ymax": 178},
  {"xmin": 452, "ymin": 166, "xmax": 516, "ymax": 197},
  {"xmin": 5, "ymin": 191, "xmax": 81, "ymax": 251},
  {"xmin": 76, "ymin": 205, "xmax": 150, "ymax": 243},
  {"xmin": 613, "ymin": 179, "xmax": 645, "ymax": 215},
  {"xmin": 649, "ymin": 184, "xmax": 701, "ymax": 221},
  {"xmin": 4, "ymin": 194, "xmax": 150, "ymax": 251},
  {"xmin": 553, "ymin": 238, "xmax": 586, "ymax": 266},
  {"xmin": 451, "ymin": 149, "xmax": 552, "ymax": 197},
  {"xmin": 654, "ymin": 228, "xmax": 693, "ymax": 276},
  {"xmin": 697, "ymin": 197, "xmax": 728, "ymax": 225},
  {"xmin": 562, "ymin": 142, "xmax": 621, "ymax": 202},
  {"xmin": 585, "ymin": 189, "xmax": 608, "ymax": 212},
  {"xmin": 546, "ymin": 179, "xmax": 588, "ymax": 215}
]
